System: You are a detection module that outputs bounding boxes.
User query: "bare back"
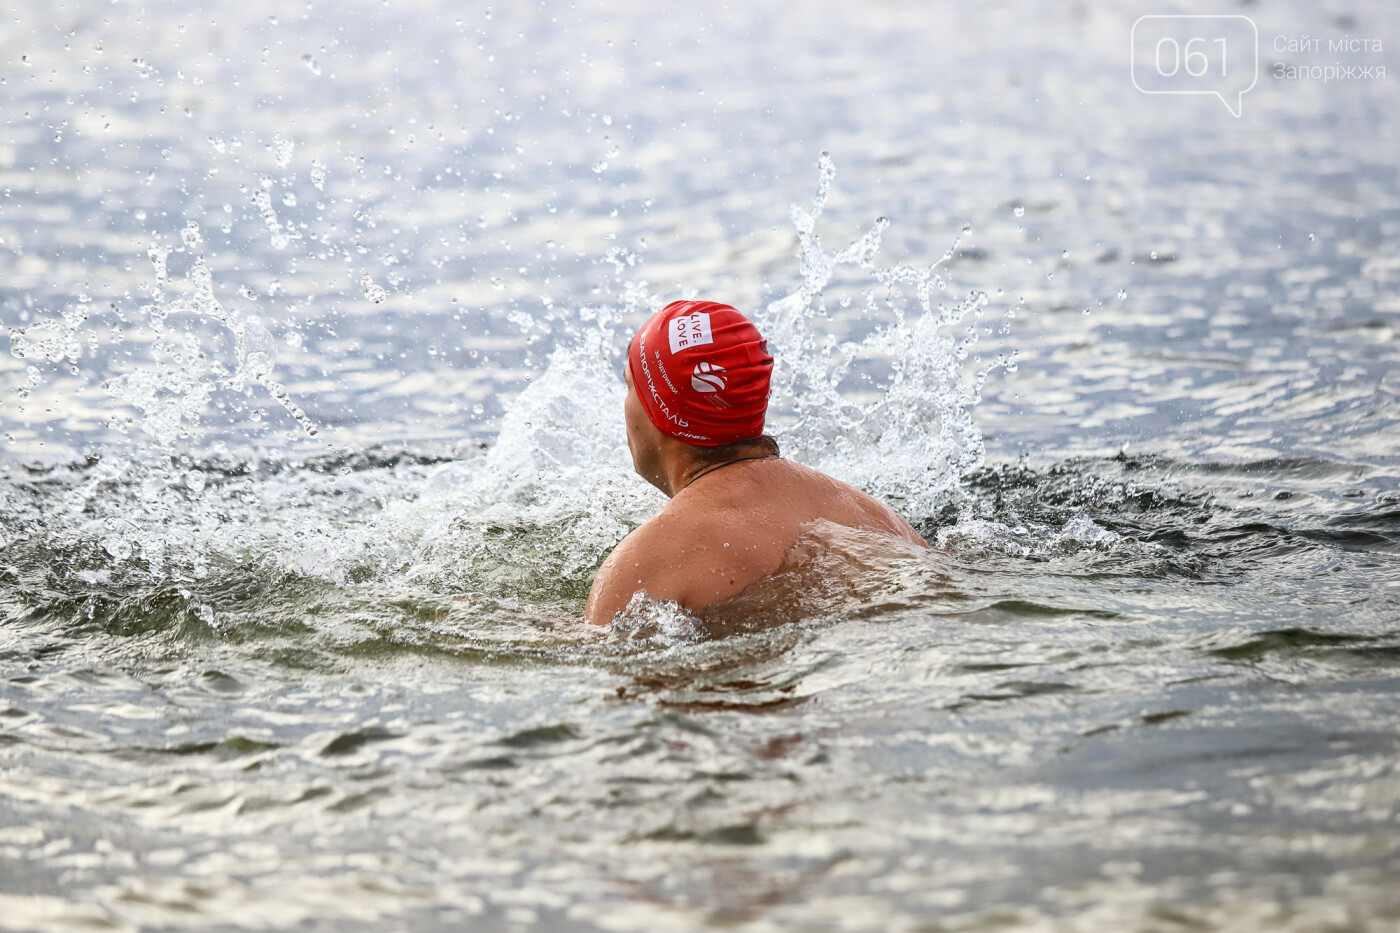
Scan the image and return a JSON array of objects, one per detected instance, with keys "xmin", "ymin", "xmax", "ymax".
[{"xmin": 585, "ymin": 457, "xmax": 927, "ymax": 625}]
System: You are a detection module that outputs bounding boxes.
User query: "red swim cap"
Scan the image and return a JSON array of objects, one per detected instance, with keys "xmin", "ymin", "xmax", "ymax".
[{"xmin": 627, "ymin": 300, "xmax": 773, "ymax": 446}]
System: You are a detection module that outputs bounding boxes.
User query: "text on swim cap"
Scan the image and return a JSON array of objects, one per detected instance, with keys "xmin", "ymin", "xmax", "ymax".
[
  {"xmin": 669, "ymin": 312, "xmax": 714, "ymax": 354},
  {"xmin": 638, "ymin": 331, "xmax": 696, "ymax": 433}
]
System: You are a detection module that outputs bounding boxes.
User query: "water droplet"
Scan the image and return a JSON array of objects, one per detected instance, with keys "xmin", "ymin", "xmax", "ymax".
[
  {"xmin": 1012, "ymin": 205, "xmax": 1025, "ymax": 218},
  {"xmin": 251, "ymin": 186, "xmax": 291, "ymax": 248},
  {"xmin": 238, "ymin": 319, "xmax": 278, "ymax": 381},
  {"xmin": 360, "ymin": 273, "xmax": 388, "ymax": 304},
  {"xmin": 302, "ymin": 54, "xmax": 321, "ymax": 75},
  {"xmin": 273, "ymin": 135, "xmax": 294, "ymax": 168}
]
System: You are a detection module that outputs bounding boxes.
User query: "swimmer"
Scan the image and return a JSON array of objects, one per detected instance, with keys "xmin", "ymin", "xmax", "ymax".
[{"xmin": 586, "ymin": 300, "xmax": 929, "ymax": 626}]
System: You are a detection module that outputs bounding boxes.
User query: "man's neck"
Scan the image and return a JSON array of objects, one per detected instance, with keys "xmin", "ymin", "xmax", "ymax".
[{"xmin": 663, "ymin": 442, "xmax": 777, "ymax": 498}]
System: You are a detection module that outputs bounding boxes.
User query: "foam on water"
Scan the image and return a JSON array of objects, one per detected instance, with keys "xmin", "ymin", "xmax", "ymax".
[{"xmin": 935, "ymin": 512, "xmax": 1128, "ymax": 559}]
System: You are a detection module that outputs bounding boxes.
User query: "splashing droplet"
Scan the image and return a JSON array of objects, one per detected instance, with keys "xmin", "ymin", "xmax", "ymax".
[
  {"xmin": 361, "ymin": 273, "xmax": 388, "ymax": 304},
  {"xmin": 181, "ymin": 221, "xmax": 202, "ymax": 251},
  {"xmin": 273, "ymin": 135, "xmax": 295, "ymax": 168}
]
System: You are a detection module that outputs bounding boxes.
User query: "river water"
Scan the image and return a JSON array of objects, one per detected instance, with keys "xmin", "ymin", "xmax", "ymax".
[{"xmin": 3, "ymin": 0, "xmax": 1399, "ymax": 930}]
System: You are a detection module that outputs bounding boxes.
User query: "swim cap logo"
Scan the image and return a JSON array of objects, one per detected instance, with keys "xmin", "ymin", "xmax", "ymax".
[
  {"xmin": 669, "ymin": 312, "xmax": 714, "ymax": 355},
  {"xmin": 691, "ymin": 361, "xmax": 727, "ymax": 393}
]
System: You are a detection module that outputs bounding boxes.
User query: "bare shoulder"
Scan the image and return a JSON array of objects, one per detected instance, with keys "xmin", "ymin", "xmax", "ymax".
[
  {"xmin": 585, "ymin": 459, "xmax": 928, "ymax": 626},
  {"xmin": 584, "ymin": 505, "xmax": 707, "ymax": 625},
  {"xmin": 585, "ymin": 519, "xmax": 667, "ymax": 626},
  {"xmin": 779, "ymin": 460, "xmax": 929, "ymax": 548},
  {"xmin": 584, "ymin": 496, "xmax": 776, "ymax": 625}
]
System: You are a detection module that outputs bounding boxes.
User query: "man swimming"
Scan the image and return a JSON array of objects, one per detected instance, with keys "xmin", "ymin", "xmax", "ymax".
[{"xmin": 585, "ymin": 300, "xmax": 929, "ymax": 626}]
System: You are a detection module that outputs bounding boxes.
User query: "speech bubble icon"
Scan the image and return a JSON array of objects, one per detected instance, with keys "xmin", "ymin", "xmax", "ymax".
[{"xmin": 1131, "ymin": 15, "xmax": 1258, "ymax": 118}]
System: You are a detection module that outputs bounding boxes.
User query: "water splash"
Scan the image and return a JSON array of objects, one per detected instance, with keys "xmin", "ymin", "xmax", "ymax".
[
  {"xmin": 607, "ymin": 593, "xmax": 705, "ymax": 647},
  {"xmin": 117, "ymin": 230, "xmax": 312, "ymax": 444},
  {"xmin": 936, "ymin": 513, "xmax": 1127, "ymax": 559},
  {"xmin": 273, "ymin": 136, "xmax": 295, "ymax": 169},
  {"xmin": 10, "ymin": 215, "xmax": 317, "ymax": 448},
  {"xmin": 395, "ymin": 153, "xmax": 1004, "ymax": 599},
  {"xmin": 2, "ymin": 156, "xmax": 1008, "ymax": 630},
  {"xmin": 757, "ymin": 152, "xmax": 1002, "ymax": 516},
  {"xmin": 250, "ymin": 182, "xmax": 294, "ymax": 250},
  {"xmin": 360, "ymin": 274, "xmax": 389, "ymax": 304}
]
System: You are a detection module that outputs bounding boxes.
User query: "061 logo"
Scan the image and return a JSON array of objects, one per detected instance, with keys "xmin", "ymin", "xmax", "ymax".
[{"xmin": 1131, "ymin": 15, "xmax": 1259, "ymax": 117}]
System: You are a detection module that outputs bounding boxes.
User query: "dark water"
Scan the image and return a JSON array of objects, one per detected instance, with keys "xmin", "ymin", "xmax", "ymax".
[{"xmin": 3, "ymin": 0, "xmax": 1400, "ymax": 930}]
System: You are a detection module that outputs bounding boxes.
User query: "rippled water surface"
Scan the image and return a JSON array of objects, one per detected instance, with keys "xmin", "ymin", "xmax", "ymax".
[{"xmin": 3, "ymin": 0, "xmax": 1400, "ymax": 930}]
